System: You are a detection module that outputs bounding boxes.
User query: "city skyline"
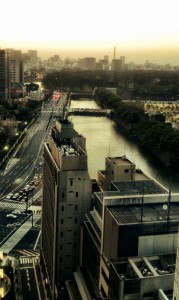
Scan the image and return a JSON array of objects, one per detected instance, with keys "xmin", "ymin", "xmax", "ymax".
[{"xmin": 1, "ymin": 0, "xmax": 179, "ymax": 64}]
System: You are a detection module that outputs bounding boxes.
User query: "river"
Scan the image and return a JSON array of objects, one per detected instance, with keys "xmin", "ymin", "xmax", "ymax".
[{"xmin": 70, "ymin": 99, "xmax": 179, "ymax": 192}]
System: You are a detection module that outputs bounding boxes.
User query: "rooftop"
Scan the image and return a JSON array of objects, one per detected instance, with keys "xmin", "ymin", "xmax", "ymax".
[
  {"xmin": 111, "ymin": 253, "xmax": 176, "ymax": 280},
  {"xmin": 108, "ymin": 202, "xmax": 179, "ymax": 224},
  {"xmin": 112, "ymin": 180, "xmax": 167, "ymax": 195}
]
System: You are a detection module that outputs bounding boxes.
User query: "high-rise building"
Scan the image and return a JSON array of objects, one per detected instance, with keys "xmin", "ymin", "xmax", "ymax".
[
  {"xmin": 80, "ymin": 156, "xmax": 179, "ymax": 299},
  {"xmin": 111, "ymin": 59, "xmax": 122, "ymax": 72},
  {"xmin": 78, "ymin": 57, "xmax": 96, "ymax": 70},
  {"xmin": 0, "ymin": 49, "xmax": 11, "ymax": 101},
  {"xmin": 9, "ymin": 49, "xmax": 24, "ymax": 84},
  {"xmin": 27, "ymin": 50, "xmax": 37, "ymax": 59},
  {"xmin": 40, "ymin": 116, "xmax": 92, "ymax": 300}
]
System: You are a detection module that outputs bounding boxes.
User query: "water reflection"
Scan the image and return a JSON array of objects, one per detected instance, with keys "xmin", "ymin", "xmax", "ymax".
[{"xmin": 70, "ymin": 100, "xmax": 179, "ymax": 192}]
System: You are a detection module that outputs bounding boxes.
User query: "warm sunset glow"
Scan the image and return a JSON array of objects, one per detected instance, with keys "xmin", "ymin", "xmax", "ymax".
[{"xmin": 1, "ymin": 0, "xmax": 179, "ymax": 63}]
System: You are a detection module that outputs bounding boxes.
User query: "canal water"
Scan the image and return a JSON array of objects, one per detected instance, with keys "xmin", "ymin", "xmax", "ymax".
[{"xmin": 70, "ymin": 99, "xmax": 179, "ymax": 192}]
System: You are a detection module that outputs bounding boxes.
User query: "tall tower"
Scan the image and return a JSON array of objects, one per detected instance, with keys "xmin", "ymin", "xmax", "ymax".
[{"xmin": 40, "ymin": 116, "xmax": 92, "ymax": 300}]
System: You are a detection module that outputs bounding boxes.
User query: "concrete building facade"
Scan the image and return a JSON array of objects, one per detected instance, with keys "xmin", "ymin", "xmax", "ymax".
[
  {"xmin": 40, "ymin": 117, "xmax": 92, "ymax": 300},
  {"xmin": 81, "ymin": 156, "xmax": 179, "ymax": 300}
]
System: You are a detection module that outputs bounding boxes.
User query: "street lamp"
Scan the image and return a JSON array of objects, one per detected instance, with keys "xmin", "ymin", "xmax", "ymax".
[{"xmin": 3, "ymin": 145, "xmax": 9, "ymax": 151}]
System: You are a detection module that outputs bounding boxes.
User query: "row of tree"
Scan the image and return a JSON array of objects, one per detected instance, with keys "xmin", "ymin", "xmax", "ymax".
[
  {"xmin": 94, "ymin": 88, "xmax": 179, "ymax": 167},
  {"xmin": 42, "ymin": 69, "xmax": 179, "ymax": 100}
]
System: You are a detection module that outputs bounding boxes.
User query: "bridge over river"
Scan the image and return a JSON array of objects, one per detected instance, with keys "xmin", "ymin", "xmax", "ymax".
[{"xmin": 68, "ymin": 108, "xmax": 111, "ymax": 117}]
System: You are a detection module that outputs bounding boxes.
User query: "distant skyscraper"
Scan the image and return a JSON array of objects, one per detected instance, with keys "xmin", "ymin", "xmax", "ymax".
[
  {"xmin": 111, "ymin": 59, "xmax": 122, "ymax": 72},
  {"xmin": 40, "ymin": 116, "xmax": 92, "ymax": 300},
  {"xmin": 78, "ymin": 57, "xmax": 96, "ymax": 70},
  {"xmin": 0, "ymin": 49, "xmax": 11, "ymax": 101},
  {"xmin": 28, "ymin": 50, "xmax": 37, "ymax": 59},
  {"xmin": 120, "ymin": 56, "xmax": 125, "ymax": 69},
  {"xmin": 9, "ymin": 49, "xmax": 24, "ymax": 84}
]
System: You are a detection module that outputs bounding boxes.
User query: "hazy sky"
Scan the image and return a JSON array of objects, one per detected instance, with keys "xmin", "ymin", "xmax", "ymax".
[{"xmin": 1, "ymin": 0, "xmax": 179, "ymax": 64}]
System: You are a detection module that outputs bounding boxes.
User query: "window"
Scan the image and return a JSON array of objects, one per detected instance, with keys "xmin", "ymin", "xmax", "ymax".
[
  {"xmin": 60, "ymin": 257, "xmax": 62, "ymax": 262},
  {"xmin": 61, "ymin": 206, "xmax": 64, "ymax": 212},
  {"xmin": 76, "ymin": 192, "xmax": 78, "ymax": 197},
  {"xmin": 74, "ymin": 230, "xmax": 77, "ymax": 236},
  {"xmin": 60, "ymin": 232, "xmax": 63, "ymax": 237},
  {"xmin": 62, "ymin": 193, "xmax": 64, "ymax": 198},
  {"xmin": 61, "ymin": 219, "xmax": 64, "ymax": 224},
  {"xmin": 69, "ymin": 178, "xmax": 74, "ymax": 186},
  {"xmin": 75, "ymin": 218, "xmax": 77, "ymax": 223},
  {"xmin": 125, "ymin": 169, "xmax": 129, "ymax": 173},
  {"xmin": 60, "ymin": 245, "xmax": 63, "ymax": 250},
  {"xmin": 75, "ymin": 205, "xmax": 78, "ymax": 210}
]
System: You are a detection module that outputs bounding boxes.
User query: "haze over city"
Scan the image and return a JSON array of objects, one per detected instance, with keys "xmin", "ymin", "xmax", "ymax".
[{"xmin": 1, "ymin": 0, "xmax": 179, "ymax": 64}]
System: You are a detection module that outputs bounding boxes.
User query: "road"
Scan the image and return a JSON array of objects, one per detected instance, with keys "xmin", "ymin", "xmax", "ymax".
[
  {"xmin": 0, "ymin": 92, "xmax": 68, "ymax": 199},
  {"xmin": 0, "ymin": 111, "xmax": 52, "ymax": 198}
]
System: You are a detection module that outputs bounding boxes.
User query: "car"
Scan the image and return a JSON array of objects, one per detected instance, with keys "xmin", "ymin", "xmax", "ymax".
[
  {"xmin": 34, "ymin": 174, "xmax": 38, "ymax": 180},
  {"xmin": 6, "ymin": 214, "xmax": 17, "ymax": 219},
  {"xmin": 5, "ymin": 193, "xmax": 13, "ymax": 200},
  {"xmin": 21, "ymin": 196, "xmax": 28, "ymax": 202},
  {"xmin": 18, "ymin": 195, "xmax": 23, "ymax": 201},
  {"xmin": 12, "ymin": 193, "xmax": 19, "ymax": 200}
]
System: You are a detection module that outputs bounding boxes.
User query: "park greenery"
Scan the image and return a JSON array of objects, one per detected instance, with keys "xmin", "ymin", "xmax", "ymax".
[
  {"xmin": 93, "ymin": 87, "xmax": 179, "ymax": 167},
  {"xmin": 42, "ymin": 69, "xmax": 179, "ymax": 101}
]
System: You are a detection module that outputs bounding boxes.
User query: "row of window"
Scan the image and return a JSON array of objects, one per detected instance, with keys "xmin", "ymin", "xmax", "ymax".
[
  {"xmin": 61, "ymin": 192, "xmax": 79, "ymax": 198},
  {"xmin": 60, "ymin": 243, "xmax": 77, "ymax": 250},
  {"xmin": 61, "ymin": 204, "xmax": 78, "ymax": 211},
  {"xmin": 60, "ymin": 217, "xmax": 78, "ymax": 224},
  {"xmin": 59, "ymin": 255, "xmax": 77, "ymax": 263},
  {"xmin": 60, "ymin": 230, "xmax": 77, "ymax": 237}
]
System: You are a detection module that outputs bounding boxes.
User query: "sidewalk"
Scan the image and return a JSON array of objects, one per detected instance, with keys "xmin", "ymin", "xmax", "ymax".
[{"xmin": 0, "ymin": 214, "xmax": 41, "ymax": 254}]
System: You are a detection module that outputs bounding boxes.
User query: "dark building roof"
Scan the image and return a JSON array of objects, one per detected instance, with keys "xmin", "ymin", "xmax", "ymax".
[
  {"xmin": 111, "ymin": 180, "xmax": 167, "ymax": 195},
  {"xmin": 108, "ymin": 203, "xmax": 179, "ymax": 224}
]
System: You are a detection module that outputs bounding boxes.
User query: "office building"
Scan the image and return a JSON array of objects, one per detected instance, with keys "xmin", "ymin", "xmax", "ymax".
[
  {"xmin": 28, "ymin": 50, "xmax": 37, "ymax": 59},
  {"xmin": 111, "ymin": 59, "xmax": 122, "ymax": 72},
  {"xmin": 40, "ymin": 116, "xmax": 92, "ymax": 300},
  {"xmin": 78, "ymin": 57, "xmax": 96, "ymax": 70},
  {"xmin": 9, "ymin": 49, "xmax": 24, "ymax": 84},
  {"xmin": 0, "ymin": 49, "xmax": 10, "ymax": 101},
  {"xmin": 80, "ymin": 156, "xmax": 179, "ymax": 299}
]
